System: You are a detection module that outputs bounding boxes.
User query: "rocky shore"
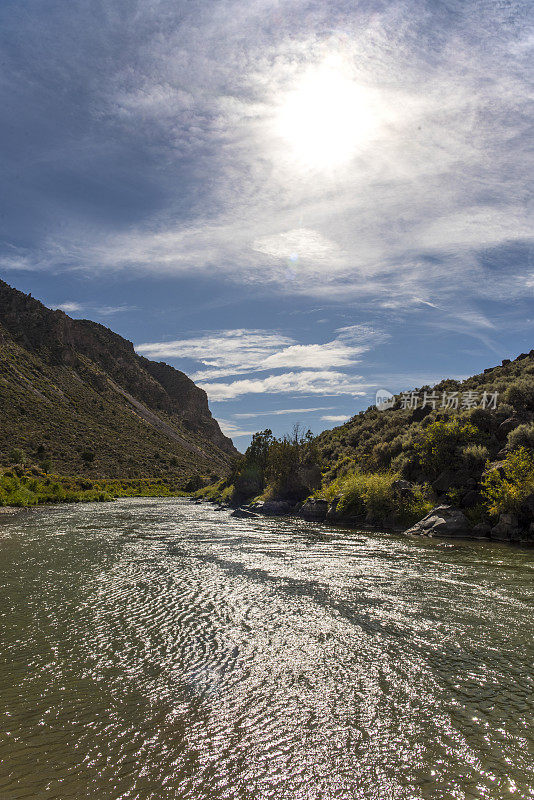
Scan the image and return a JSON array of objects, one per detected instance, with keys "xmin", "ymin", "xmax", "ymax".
[{"xmin": 218, "ymin": 486, "xmax": 534, "ymax": 545}]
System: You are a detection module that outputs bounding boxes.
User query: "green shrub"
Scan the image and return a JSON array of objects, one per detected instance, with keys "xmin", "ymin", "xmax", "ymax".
[
  {"xmin": 482, "ymin": 447, "xmax": 534, "ymax": 515},
  {"xmin": 461, "ymin": 443, "xmax": 490, "ymax": 471},
  {"xmin": 335, "ymin": 471, "xmax": 395, "ymax": 517},
  {"xmin": 415, "ymin": 419, "xmax": 479, "ymax": 478},
  {"xmin": 318, "ymin": 469, "xmax": 432, "ymax": 525},
  {"xmin": 504, "ymin": 379, "xmax": 534, "ymax": 413},
  {"xmin": 495, "ymin": 402, "xmax": 515, "ymax": 421},
  {"xmin": 8, "ymin": 448, "xmax": 26, "ymax": 465},
  {"xmin": 507, "ymin": 423, "xmax": 534, "ymax": 451}
]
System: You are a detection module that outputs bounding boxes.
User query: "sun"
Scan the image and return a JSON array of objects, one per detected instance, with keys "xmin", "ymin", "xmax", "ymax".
[{"xmin": 275, "ymin": 60, "xmax": 378, "ymax": 170}]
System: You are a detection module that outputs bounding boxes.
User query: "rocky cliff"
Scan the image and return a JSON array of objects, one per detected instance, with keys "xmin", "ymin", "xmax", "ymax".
[{"xmin": 0, "ymin": 280, "xmax": 237, "ymax": 477}]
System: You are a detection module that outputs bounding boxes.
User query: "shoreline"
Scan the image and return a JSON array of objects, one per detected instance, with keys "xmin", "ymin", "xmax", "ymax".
[
  {"xmin": 1, "ymin": 493, "xmax": 532, "ymax": 547},
  {"xmin": 193, "ymin": 497, "xmax": 534, "ymax": 547}
]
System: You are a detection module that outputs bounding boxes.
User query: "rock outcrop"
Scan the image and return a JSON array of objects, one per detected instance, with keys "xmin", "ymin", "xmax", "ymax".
[
  {"xmin": 405, "ymin": 505, "xmax": 470, "ymax": 538},
  {"xmin": 298, "ymin": 498, "xmax": 329, "ymax": 522}
]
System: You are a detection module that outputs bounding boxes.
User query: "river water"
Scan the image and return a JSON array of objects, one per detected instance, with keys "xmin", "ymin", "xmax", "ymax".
[{"xmin": 0, "ymin": 498, "xmax": 532, "ymax": 800}]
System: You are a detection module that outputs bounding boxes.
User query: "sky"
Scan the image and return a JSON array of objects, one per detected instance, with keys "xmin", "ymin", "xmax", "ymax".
[{"xmin": 0, "ymin": 0, "xmax": 532, "ymax": 448}]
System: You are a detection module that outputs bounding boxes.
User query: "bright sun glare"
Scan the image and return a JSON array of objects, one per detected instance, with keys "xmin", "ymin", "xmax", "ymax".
[{"xmin": 276, "ymin": 60, "xmax": 378, "ymax": 170}]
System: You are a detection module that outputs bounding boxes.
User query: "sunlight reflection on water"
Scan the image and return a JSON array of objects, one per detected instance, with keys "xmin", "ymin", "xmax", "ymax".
[{"xmin": 0, "ymin": 498, "xmax": 532, "ymax": 799}]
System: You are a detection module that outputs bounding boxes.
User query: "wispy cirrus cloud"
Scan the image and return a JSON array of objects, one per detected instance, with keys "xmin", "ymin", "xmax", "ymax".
[
  {"xmin": 51, "ymin": 301, "xmax": 137, "ymax": 316},
  {"xmin": 234, "ymin": 406, "xmax": 335, "ymax": 419},
  {"xmin": 199, "ymin": 370, "xmax": 371, "ymax": 402},
  {"xmin": 136, "ymin": 324, "xmax": 384, "ymax": 381},
  {"xmin": 216, "ymin": 419, "xmax": 258, "ymax": 438},
  {"xmin": 53, "ymin": 301, "xmax": 83, "ymax": 313},
  {"xmin": 136, "ymin": 325, "xmax": 385, "ymax": 399}
]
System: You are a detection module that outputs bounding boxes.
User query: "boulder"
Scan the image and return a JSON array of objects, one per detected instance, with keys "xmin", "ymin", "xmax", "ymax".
[
  {"xmin": 472, "ymin": 522, "xmax": 492, "ymax": 538},
  {"xmin": 404, "ymin": 505, "xmax": 470, "ymax": 538},
  {"xmin": 298, "ymin": 499, "xmax": 329, "ymax": 522},
  {"xmin": 254, "ymin": 500, "xmax": 292, "ymax": 516},
  {"xmin": 325, "ymin": 497, "xmax": 342, "ymax": 522},
  {"xmin": 490, "ymin": 522, "xmax": 520, "ymax": 541},
  {"xmin": 231, "ymin": 508, "xmax": 259, "ymax": 519},
  {"xmin": 490, "ymin": 513, "xmax": 521, "ymax": 541}
]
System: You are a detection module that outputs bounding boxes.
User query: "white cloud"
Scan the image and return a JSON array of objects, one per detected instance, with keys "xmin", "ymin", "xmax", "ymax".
[
  {"xmin": 6, "ymin": 0, "xmax": 530, "ymax": 323},
  {"xmin": 199, "ymin": 370, "xmax": 371, "ymax": 401},
  {"xmin": 50, "ymin": 302, "xmax": 135, "ymax": 316},
  {"xmin": 216, "ymin": 419, "xmax": 257, "ymax": 438},
  {"xmin": 53, "ymin": 302, "xmax": 83, "ymax": 312},
  {"xmin": 253, "ymin": 228, "xmax": 341, "ymax": 264},
  {"xmin": 0, "ymin": 255, "xmax": 40, "ymax": 271},
  {"xmin": 94, "ymin": 304, "xmax": 137, "ymax": 315},
  {"xmin": 234, "ymin": 406, "xmax": 335, "ymax": 418},
  {"xmin": 321, "ymin": 415, "xmax": 351, "ymax": 422},
  {"xmin": 137, "ymin": 329, "xmax": 294, "ymax": 376},
  {"xmin": 136, "ymin": 325, "xmax": 384, "ymax": 380},
  {"xmin": 1, "ymin": 0, "xmax": 531, "ymax": 358}
]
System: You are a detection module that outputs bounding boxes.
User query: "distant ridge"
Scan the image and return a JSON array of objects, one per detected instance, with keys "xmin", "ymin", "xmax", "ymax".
[{"xmin": 0, "ymin": 280, "xmax": 237, "ymax": 477}]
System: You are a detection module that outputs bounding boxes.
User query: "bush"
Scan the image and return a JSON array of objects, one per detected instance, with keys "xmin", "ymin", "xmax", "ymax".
[
  {"xmin": 319, "ymin": 469, "xmax": 433, "ymax": 525},
  {"xmin": 8, "ymin": 448, "xmax": 26, "ymax": 465},
  {"xmin": 507, "ymin": 423, "xmax": 534, "ymax": 451},
  {"xmin": 460, "ymin": 443, "xmax": 490, "ymax": 471},
  {"xmin": 415, "ymin": 419, "xmax": 479, "ymax": 478},
  {"xmin": 504, "ymin": 379, "xmax": 534, "ymax": 413},
  {"xmin": 80, "ymin": 450, "xmax": 95, "ymax": 464},
  {"xmin": 482, "ymin": 447, "xmax": 534, "ymax": 515},
  {"xmin": 334, "ymin": 471, "xmax": 396, "ymax": 517},
  {"xmin": 184, "ymin": 473, "xmax": 204, "ymax": 492}
]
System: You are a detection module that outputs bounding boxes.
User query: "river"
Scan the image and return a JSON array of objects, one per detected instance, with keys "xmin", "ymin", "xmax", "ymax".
[{"xmin": 0, "ymin": 498, "xmax": 532, "ymax": 800}]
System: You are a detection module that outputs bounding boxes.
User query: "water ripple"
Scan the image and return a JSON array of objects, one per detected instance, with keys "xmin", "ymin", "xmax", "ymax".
[{"xmin": 0, "ymin": 497, "xmax": 532, "ymax": 800}]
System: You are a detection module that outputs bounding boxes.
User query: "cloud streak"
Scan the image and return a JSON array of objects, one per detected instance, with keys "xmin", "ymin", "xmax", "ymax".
[
  {"xmin": 136, "ymin": 325, "xmax": 385, "ymax": 383},
  {"xmin": 198, "ymin": 370, "xmax": 371, "ymax": 401}
]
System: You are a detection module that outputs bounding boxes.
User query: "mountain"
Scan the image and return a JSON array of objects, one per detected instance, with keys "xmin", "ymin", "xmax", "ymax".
[{"xmin": 0, "ymin": 280, "xmax": 237, "ymax": 478}]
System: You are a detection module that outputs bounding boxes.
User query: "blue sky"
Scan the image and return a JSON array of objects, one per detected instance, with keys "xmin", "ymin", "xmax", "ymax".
[{"xmin": 0, "ymin": 0, "xmax": 532, "ymax": 448}]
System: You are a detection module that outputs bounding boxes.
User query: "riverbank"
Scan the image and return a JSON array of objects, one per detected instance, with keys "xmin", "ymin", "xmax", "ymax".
[
  {"xmin": 192, "ymin": 488, "xmax": 534, "ymax": 545},
  {"xmin": 0, "ymin": 467, "xmax": 192, "ymax": 508}
]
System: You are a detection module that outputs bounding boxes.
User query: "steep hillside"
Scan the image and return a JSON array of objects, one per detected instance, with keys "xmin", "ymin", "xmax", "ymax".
[
  {"xmin": 316, "ymin": 350, "xmax": 534, "ymax": 480},
  {"xmin": 0, "ymin": 280, "xmax": 237, "ymax": 478}
]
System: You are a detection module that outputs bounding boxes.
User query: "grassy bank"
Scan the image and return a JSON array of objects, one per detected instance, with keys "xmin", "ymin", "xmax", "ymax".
[{"xmin": 0, "ymin": 466, "xmax": 196, "ymax": 507}]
